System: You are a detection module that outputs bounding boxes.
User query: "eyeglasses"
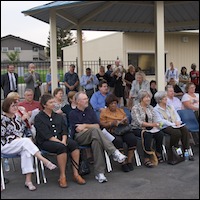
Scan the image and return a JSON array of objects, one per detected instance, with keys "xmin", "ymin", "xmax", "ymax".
[{"xmin": 80, "ymin": 98, "xmax": 89, "ymax": 101}]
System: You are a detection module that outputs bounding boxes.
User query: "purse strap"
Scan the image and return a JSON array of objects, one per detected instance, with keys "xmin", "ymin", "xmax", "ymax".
[
  {"xmin": 141, "ymin": 130, "xmax": 158, "ymax": 166},
  {"xmin": 18, "ymin": 109, "xmax": 31, "ymax": 128}
]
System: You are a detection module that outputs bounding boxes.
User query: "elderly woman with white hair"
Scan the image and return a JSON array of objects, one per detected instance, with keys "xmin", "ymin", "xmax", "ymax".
[
  {"xmin": 129, "ymin": 71, "xmax": 150, "ymax": 108},
  {"xmin": 131, "ymin": 89, "xmax": 164, "ymax": 167},
  {"xmin": 153, "ymin": 91, "xmax": 194, "ymax": 162}
]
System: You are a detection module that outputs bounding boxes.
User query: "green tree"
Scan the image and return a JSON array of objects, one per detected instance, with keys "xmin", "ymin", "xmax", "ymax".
[
  {"xmin": 6, "ymin": 51, "xmax": 19, "ymax": 64},
  {"xmin": 46, "ymin": 28, "xmax": 75, "ymax": 61}
]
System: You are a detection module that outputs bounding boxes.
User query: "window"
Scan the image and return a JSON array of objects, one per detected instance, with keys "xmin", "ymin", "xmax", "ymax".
[
  {"xmin": 33, "ymin": 57, "xmax": 39, "ymax": 61},
  {"xmin": 1, "ymin": 47, "xmax": 8, "ymax": 52},
  {"xmin": 14, "ymin": 47, "xmax": 21, "ymax": 52},
  {"xmin": 128, "ymin": 53, "xmax": 166, "ymax": 75},
  {"xmin": 33, "ymin": 47, "xmax": 39, "ymax": 52}
]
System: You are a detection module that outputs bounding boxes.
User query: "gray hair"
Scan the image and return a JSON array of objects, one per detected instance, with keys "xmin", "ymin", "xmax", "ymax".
[
  {"xmin": 165, "ymin": 84, "xmax": 174, "ymax": 91},
  {"xmin": 138, "ymin": 89, "xmax": 152, "ymax": 102},
  {"xmin": 154, "ymin": 91, "xmax": 167, "ymax": 103},
  {"xmin": 135, "ymin": 71, "xmax": 146, "ymax": 80},
  {"xmin": 74, "ymin": 91, "xmax": 86, "ymax": 102}
]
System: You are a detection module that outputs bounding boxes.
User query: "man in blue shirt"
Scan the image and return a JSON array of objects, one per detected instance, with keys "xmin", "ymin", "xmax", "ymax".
[
  {"xmin": 80, "ymin": 68, "xmax": 99, "ymax": 99},
  {"xmin": 64, "ymin": 64, "xmax": 79, "ymax": 95},
  {"xmin": 69, "ymin": 91, "xmax": 127, "ymax": 183},
  {"xmin": 90, "ymin": 80, "xmax": 110, "ymax": 112}
]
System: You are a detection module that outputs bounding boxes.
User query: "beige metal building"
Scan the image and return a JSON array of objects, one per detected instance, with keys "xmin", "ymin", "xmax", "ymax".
[{"xmin": 62, "ymin": 32, "xmax": 199, "ymax": 84}]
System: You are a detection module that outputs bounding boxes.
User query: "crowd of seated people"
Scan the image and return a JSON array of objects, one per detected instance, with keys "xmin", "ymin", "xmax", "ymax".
[{"xmin": 1, "ymin": 63, "xmax": 199, "ymax": 191}]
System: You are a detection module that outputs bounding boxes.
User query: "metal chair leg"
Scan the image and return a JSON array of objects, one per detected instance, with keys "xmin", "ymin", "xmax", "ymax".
[
  {"xmin": 34, "ymin": 157, "xmax": 40, "ymax": 184},
  {"xmin": 1, "ymin": 160, "xmax": 5, "ymax": 190},
  {"xmin": 134, "ymin": 149, "xmax": 141, "ymax": 166},
  {"xmin": 40, "ymin": 160, "xmax": 47, "ymax": 183}
]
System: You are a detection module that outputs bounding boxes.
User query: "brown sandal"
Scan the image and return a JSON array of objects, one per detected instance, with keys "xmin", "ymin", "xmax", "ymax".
[
  {"xmin": 58, "ymin": 177, "xmax": 68, "ymax": 188},
  {"xmin": 144, "ymin": 160, "xmax": 154, "ymax": 168}
]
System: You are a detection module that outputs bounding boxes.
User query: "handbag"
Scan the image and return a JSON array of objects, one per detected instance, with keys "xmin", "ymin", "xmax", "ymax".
[
  {"xmin": 141, "ymin": 130, "xmax": 158, "ymax": 166},
  {"xmin": 114, "ymin": 124, "xmax": 132, "ymax": 136},
  {"xmin": 70, "ymin": 149, "xmax": 91, "ymax": 176},
  {"xmin": 79, "ymin": 160, "xmax": 91, "ymax": 176},
  {"xmin": 167, "ymin": 146, "xmax": 185, "ymax": 165}
]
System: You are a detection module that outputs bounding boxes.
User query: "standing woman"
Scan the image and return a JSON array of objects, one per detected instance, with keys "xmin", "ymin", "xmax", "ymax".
[
  {"xmin": 129, "ymin": 71, "xmax": 150, "ymax": 107},
  {"xmin": 124, "ymin": 65, "xmax": 136, "ymax": 109},
  {"xmin": 131, "ymin": 89, "xmax": 164, "ymax": 167},
  {"xmin": 189, "ymin": 63, "xmax": 199, "ymax": 93},
  {"xmin": 1, "ymin": 98, "xmax": 57, "ymax": 191},
  {"xmin": 34, "ymin": 93, "xmax": 86, "ymax": 188},
  {"xmin": 178, "ymin": 66, "xmax": 190, "ymax": 93},
  {"xmin": 153, "ymin": 91, "xmax": 194, "ymax": 162}
]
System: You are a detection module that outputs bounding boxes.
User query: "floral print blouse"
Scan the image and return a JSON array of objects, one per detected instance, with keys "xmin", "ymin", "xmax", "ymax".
[{"xmin": 1, "ymin": 114, "xmax": 25, "ymax": 146}]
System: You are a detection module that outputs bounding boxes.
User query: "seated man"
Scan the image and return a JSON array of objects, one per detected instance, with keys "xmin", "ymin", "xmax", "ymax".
[
  {"xmin": 165, "ymin": 85, "xmax": 182, "ymax": 111},
  {"xmin": 18, "ymin": 88, "xmax": 42, "ymax": 124},
  {"xmin": 69, "ymin": 91, "xmax": 127, "ymax": 183},
  {"xmin": 90, "ymin": 80, "xmax": 110, "ymax": 113},
  {"xmin": 168, "ymin": 78, "xmax": 184, "ymax": 100}
]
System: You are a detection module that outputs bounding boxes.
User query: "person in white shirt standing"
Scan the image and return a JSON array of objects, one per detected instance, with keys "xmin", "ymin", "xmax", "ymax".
[
  {"xmin": 165, "ymin": 62, "xmax": 179, "ymax": 84},
  {"xmin": 80, "ymin": 68, "xmax": 99, "ymax": 100}
]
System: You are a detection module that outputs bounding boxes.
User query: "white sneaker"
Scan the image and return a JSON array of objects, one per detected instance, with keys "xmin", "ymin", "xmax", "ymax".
[
  {"xmin": 112, "ymin": 149, "xmax": 127, "ymax": 163},
  {"xmin": 95, "ymin": 173, "xmax": 108, "ymax": 183}
]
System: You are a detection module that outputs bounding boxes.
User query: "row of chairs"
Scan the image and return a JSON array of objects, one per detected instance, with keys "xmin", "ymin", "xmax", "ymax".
[{"xmin": 1, "ymin": 109, "xmax": 198, "ymax": 189}]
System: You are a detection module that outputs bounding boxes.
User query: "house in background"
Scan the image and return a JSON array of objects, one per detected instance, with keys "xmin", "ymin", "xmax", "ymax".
[{"xmin": 1, "ymin": 34, "xmax": 47, "ymax": 62}]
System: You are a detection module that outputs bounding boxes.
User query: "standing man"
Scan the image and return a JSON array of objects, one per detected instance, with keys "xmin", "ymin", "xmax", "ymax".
[
  {"xmin": 1, "ymin": 64, "xmax": 18, "ymax": 98},
  {"xmin": 64, "ymin": 64, "xmax": 79, "ymax": 95},
  {"xmin": 24, "ymin": 63, "xmax": 42, "ymax": 101},
  {"xmin": 105, "ymin": 64, "xmax": 115, "ymax": 94},
  {"xmin": 80, "ymin": 68, "xmax": 99, "ymax": 99}
]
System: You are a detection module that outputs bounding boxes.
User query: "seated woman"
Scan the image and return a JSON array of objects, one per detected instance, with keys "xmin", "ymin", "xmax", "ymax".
[
  {"xmin": 1, "ymin": 97, "xmax": 57, "ymax": 191},
  {"xmin": 34, "ymin": 93, "xmax": 86, "ymax": 188},
  {"xmin": 53, "ymin": 87, "xmax": 69, "ymax": 127},
  {"xmin": 153, "ymin": 91, "xmax": 194, "ymax": 162},
  {"xmin": 61, "ymin": 91, "xmax": 77, "ymax": 133},
  {"xmin": 131, "ymin": 89, "xmax": 164, "ymax": 168},
  {"xmin": 181, "ymin": 82, "xmax": 199, "ymax": 120},
  {"xmin": 7, "ymin": 92, "xmax": 34, "ymax": 138},
  {"xmin": 100, "ymin": 94, "xmax": 137, "ymax": 172}
]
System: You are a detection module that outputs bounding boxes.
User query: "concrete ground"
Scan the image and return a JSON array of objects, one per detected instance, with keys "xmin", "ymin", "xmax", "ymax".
[{"xmin": 1, "ymin": 145, "xmax": 199, "ymax": 199}]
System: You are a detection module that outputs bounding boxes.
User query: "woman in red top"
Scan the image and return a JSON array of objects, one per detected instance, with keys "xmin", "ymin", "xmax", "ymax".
[{"xmin": 190, "ymin": 63, "xmax": 199, "ymax": 93}]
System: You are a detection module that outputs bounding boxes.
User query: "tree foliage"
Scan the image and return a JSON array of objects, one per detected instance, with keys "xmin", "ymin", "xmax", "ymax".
[
  {"xmin": 6, "ymin": 51, "xmax": 19, "ymax": 64},
  {"xmin": 46, "ymin": 28, "xmax": 75, "ymax": 60}
]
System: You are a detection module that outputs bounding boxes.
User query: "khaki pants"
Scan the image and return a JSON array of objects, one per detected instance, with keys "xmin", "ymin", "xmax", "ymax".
[{"xmin": 74, "ymin": 127, "xmax": 116, "ymax": 175}]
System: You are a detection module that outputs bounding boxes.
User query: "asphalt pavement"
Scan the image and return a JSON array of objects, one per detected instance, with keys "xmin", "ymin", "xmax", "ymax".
[{"xmin": 1, "ymin": 145, "xmax": 199, "ymax": 199}]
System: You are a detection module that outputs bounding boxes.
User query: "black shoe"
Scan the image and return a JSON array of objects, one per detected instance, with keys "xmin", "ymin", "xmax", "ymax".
[
  {"xmin": 4, "ymin": 178, "xmax": 9, "ymax": 184},
  {"xmin": 121, "ymin": 164, "xmax": 130, "ymax": 172},
  {"xmin": 189, "ymin": 156, "xmax": 195, "ymax": 161},
  {"xmin": 127, "ymin": 163, "xmax": 134, "ymax": 171}
]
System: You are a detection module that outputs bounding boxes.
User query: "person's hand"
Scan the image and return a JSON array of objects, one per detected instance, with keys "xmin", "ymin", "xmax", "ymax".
[
  {"xmin": 75, "ymin": 124, "xmax": 87, "ymax": 132},
  {"xmin": 28, "ymin": 111, "xmax": 32, "ymax": 117},
  {"xmin": 22, "ymin": 112, "xmax": 29, "ymax": 121},
  {"xmin": 152, "ymin": 123, "xmax": 160, "ymax": 128},
  {"xmin": 111, "ymin": 120, "xmax": 119, "ymax": 127},
  {"xmin": 30, "ymin": 69, "xmax": 34, "ymax": 74},
  {"xmin": 175, "ymin": 121, "xmax": 181, "ymax": 126}
]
